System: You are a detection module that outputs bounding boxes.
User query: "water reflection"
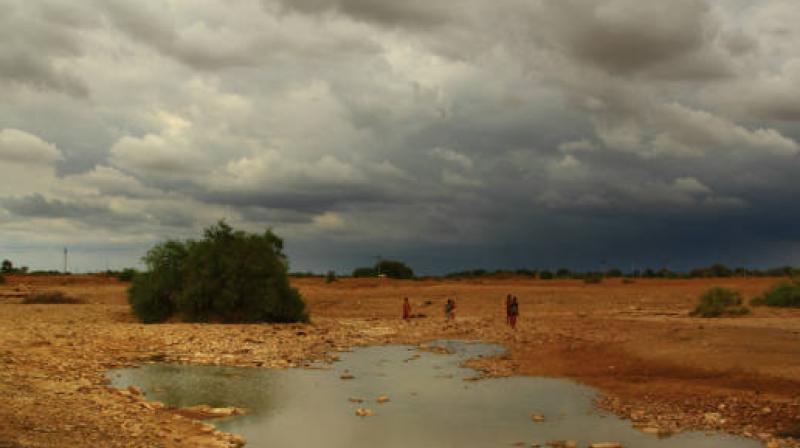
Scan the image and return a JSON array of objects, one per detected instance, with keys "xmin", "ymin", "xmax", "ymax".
[{"xmin": 108, "ymin": 341, "xmax": 760, "ymax": 448}]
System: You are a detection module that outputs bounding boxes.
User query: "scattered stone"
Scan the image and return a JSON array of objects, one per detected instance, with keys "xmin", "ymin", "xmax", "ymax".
[
  {"xmin": 348, "ymin": 397, "xmax": 364, "ymax": 403},
  {"xmin": 355, "ymin": 408, "xmax": 373, "ymax": 417},
  {"xmin": 531, "ymin": 413, "xmax": 545, "ymax": 422},
  {"xmin": 127, "ymin": 385, "xmax": 142, "ymax": 396},
  {"xmin": 589, "ymin": 443, "xmax": 623, "ymax": 448},
  {"xmin": 376, "ymin": 396, "xmax": 390, "ymax": 404}
]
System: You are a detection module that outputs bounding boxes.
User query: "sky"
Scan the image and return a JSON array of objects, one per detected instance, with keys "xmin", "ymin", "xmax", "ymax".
[{"xmin": 1, "ymin": 0, "xmax": 799, "ymax": 274}]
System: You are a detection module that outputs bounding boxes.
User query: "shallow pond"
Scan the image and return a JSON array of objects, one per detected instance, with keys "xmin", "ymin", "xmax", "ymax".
[{"xmin": 108, "ymin": 341, "xmax": 759, "ymax": 448}]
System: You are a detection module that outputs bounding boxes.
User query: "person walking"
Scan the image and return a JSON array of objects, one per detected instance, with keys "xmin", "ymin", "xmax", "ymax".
[
  {"xmin": 445, "ymin": 298, "xmax": 456, "ymax": 321},
  {"xmin": 505, "ymin": 294, "xmax": 512, "ymax": 326},
  {"xmin": 403, "ymin": 297, "xmax": 412, "ymax": 321},
  {"xmin": 509, "ymin": 296, "xmax": 519, "ymax": 329}
]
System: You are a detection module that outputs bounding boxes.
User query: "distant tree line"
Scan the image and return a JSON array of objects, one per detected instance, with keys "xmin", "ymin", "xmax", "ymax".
[
  {"xmin": 442, "ymin": 263, "xmax": 799, "ymax": 280},
  {"xmin": 351, "ymin": 259, "xmax": 414, "ymax": 279},
  {"xmin": 1, "ymin": 259, "xmax": 28, "ymax": 274}
]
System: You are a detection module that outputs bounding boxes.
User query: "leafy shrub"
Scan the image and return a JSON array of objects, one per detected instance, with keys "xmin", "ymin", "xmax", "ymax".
[
  {"xmin": 128, "ymin": 221, "xmax": 308, "ymax": 324},
  {"xmin": 583, "ymin": 275, "xmax": 603, "ymax": 284},
  {"xmin": 539, "ymin": 270, "xmax": 554, "ymax": 280},
  {"xmin": 23, "ymin": 291, "xmax": 83, "ymax": 304},
  {"xmin": 0, "ymin": 274, "xmax": 4, "ymax": 284},
  {"xmin": 690, "ymin": 287, "xmax": 749, "ymax": 317},
  {"xmin": 755, "ymin": 280, "xmax": 800, "ymax": 308},
  {"xmin": 376, "ymin": 260, "xmax": 414, "ymax": 279},
  {"xmin": 352, "ymin": 267, "xmax": 376, "ymax": 277},
  {"xmin": 325, "ymin": 270, "xmax": 337, "ymax": 283},
  {"xmin": 116, "ymin": 268, "xmax": 138, "ymax": 282}
]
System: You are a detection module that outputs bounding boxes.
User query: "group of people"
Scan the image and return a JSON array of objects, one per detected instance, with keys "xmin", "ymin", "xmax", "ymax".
[{"xmin": 401, "ymin": 295, "xmax": 521, "ymax": 329}]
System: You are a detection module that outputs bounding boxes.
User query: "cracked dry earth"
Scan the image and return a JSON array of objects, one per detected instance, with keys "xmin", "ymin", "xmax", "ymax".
[{"xmin": 0, "ymin": 275, "xmax": 799, "ymax": 447}]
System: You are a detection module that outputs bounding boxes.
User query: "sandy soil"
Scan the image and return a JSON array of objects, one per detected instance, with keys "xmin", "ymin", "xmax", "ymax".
[{"xmin": 0, "ymin": 275, "xmax": 798, "ymax": 447}]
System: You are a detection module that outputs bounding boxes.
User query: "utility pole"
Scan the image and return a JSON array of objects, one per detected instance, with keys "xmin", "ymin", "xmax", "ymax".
[{"xmin": 63, "ymin": 247, "xmax": 68, "ymax": 273}]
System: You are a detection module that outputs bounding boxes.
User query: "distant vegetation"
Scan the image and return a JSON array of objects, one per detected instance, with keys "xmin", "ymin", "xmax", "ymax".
[
  {"xmin": 128, "ymin": 221, "xmax": 308, "ymax": 324},
  {"xmin": 352, "ymin": 259, "xmax": 414, "ymax": 279},
  {"xmin": 104, "ymin": 268, "xmax": 138, "ymax": 282},
  {"xmin": 325, "ymin": 270, "xmax": 337, "ymax": 283},
  {"xmin": 1, "ymin": 259, "xmax": 28, "ymax": 274},
  {"xmin": 690, "ymin": 287, "xmax": 749, "ymax": 318},
  {"xmin": 0, "ymin": 274, "xmax": 4, "ymax": 284},
  {"xmin": 751, "ymin": 278, "xmax": 800, "ymax": 308},
  {"xmin": 441, "ymin": 263, "xmax": 798, "ymax": 280},
  {"xmin": 23, "ymin": 291, "xmax": 83, "ymax": 304}
]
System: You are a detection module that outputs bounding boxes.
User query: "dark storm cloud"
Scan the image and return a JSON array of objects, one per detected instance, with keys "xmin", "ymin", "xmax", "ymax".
[
  {"xmin": 537, "ymin": 0, "xmax": 732, "ymax": 79},
  {"xmin": 2, "ymin": 0, "xmax": 800, "ymax": 273},
  {"xmin": 2, "ymin": 193, "xmax": 144, "ymax": 228}
]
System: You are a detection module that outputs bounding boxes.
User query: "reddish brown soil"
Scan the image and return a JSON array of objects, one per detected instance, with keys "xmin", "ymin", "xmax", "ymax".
[{"xmin": 1, "ymin": 275, "xmax": 798, "ymax": 447}]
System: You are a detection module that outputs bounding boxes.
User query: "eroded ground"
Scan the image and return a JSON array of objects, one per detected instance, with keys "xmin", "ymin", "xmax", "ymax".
[{"xmin": 1, "ymin": 275, "xmax": 798, "ymax": 447}]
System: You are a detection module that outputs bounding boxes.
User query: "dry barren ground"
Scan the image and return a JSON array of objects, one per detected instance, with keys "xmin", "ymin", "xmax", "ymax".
[{"xmin": 1, "ymin": 275, "xmax": 798, "ymax": 447}]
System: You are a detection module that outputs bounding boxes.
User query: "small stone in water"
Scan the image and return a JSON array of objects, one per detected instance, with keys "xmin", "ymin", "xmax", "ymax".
[{"xmin": 355, "ymin": 408, "xmax": 373, "ymax": 417}]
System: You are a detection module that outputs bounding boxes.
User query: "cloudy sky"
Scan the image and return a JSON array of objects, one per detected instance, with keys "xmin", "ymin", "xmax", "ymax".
[{"xmin": 1, "ymin": 0, "xmax": 799, "ymax": 274}]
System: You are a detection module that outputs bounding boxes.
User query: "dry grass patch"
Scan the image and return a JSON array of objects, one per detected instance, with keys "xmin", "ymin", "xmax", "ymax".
[{"xmin": 22, "ymin": 291, "xmax": 84, "ymax": 304}]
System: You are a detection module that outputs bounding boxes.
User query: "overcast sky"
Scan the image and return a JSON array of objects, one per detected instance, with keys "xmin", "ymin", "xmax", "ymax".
[{"xmin": 1, "ymin": 0, "xmax": 799, "ymax": 274}]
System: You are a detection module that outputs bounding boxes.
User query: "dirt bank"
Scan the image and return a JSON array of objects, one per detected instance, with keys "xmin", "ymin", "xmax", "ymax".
[{"xmin": 1, "ymin": 275, "xmax": 798, "ymax": 447}]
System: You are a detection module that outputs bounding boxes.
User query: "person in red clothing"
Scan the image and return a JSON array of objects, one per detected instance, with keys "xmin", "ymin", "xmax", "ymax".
[
  {"xmin": 509, "ymin": 296, "xmax": 519, "ymax": 329},
  {"xmin": 403, "ymin": 297, "xmax": 411, "ymax": 321}
]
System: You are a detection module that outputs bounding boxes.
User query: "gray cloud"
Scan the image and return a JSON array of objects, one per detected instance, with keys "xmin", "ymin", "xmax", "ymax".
[
  {"xmin": 0, "ymin": 1, "xmax": 91, "ymax": 96},
  {"xmin": 1, "ymin": 0, "xmax": 800, "ymax": 273}
]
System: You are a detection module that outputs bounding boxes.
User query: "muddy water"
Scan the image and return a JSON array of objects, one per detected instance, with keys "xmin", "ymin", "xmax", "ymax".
[{"xmin": 108, "ymin": 341, "xmax": 759, "ymax": 448}]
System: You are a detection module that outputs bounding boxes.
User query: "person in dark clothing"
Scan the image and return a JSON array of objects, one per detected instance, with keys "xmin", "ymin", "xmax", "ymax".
[
  {"xmin": 445, "ymin": 298, "xmax": 456, "ymax": 321},
  {"xmin": 509, "ymin": 296, "xmax": 519, "ymax": 329},
  {"xmin": 505, "ymin": 294, "xmax": 512, "ymax": 326}
]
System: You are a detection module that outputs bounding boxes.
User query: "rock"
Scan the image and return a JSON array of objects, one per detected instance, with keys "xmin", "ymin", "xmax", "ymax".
[
  {"xmin": 703, "ymin": 412, "xmax": 722, "ymax": 425},
  {"xmin": 376, "ymin": 396, "xmax": 390, "ymax": 404},
  {"xmin": 355, "ymin": 408, "xmax": 373, "ymax": 417},
  {"xmin": 348, "ymin": 397, "xmax": 364, "ymax": 403},
  {"xmin": 127, "ymin": 385, "xmax": 142, "ymax": 396},
  {"xmin": 546, "ymin": 441, "xmax": 575, "ymax": 448},
  {"xmin": 228, "ymin": 434, "xmax": 246, "ymax": 447},
  {"xmin": 531, "ymin": 413, "xmax": 546, "ymax": 422},
  {"xmin": 208, "ymin": 407, "xmax": 245, "ymax": 417},
  {"xmin": 589, "ymin": 444, "xmax": 623, "ymax": 448}
]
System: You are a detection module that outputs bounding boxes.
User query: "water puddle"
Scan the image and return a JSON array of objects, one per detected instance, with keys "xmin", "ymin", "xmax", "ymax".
[{"xmin": 108, "ymin": 341, "xmax": 759, "ymax": 447}]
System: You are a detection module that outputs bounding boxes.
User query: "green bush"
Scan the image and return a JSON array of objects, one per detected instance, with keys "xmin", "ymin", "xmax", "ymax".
[
  {"xmin": 352, "ymin": 267, "xmax": 376, "ymax": 277},
  {"xmin": 128, "ymin": 240, "xmax": 186, "ymax": 323},
  {"xmin": 376, "ymin": 260, "xmax": 414, "ymax": 279},
  {"xmin": 0, "ymin": 274, "xmax": 5, "ymax": 284},
  {"xmin": 756, "ymin": 280, "xmax": 800, "ymax": 308},
  {"xmin": 116, "ymin": 268, "xmax": 138, "ymax": 282},
  {"xmin": 128, "ymin": 221, "xmax": 308, "ymax": 324},
  {"xmin": 325, "ymin": 270, "xmax": 337, "ymax": 283},
  {"xmin": 583, "ymin": 275, "xmax": 603, "ymax": 284},
  {"xmin": 539, "ymin": 270, "xmax": 554, "ymax": 280},
  {"xmin": 690, "ymin": 287, "xmax": 749, "ymax": 317}
]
